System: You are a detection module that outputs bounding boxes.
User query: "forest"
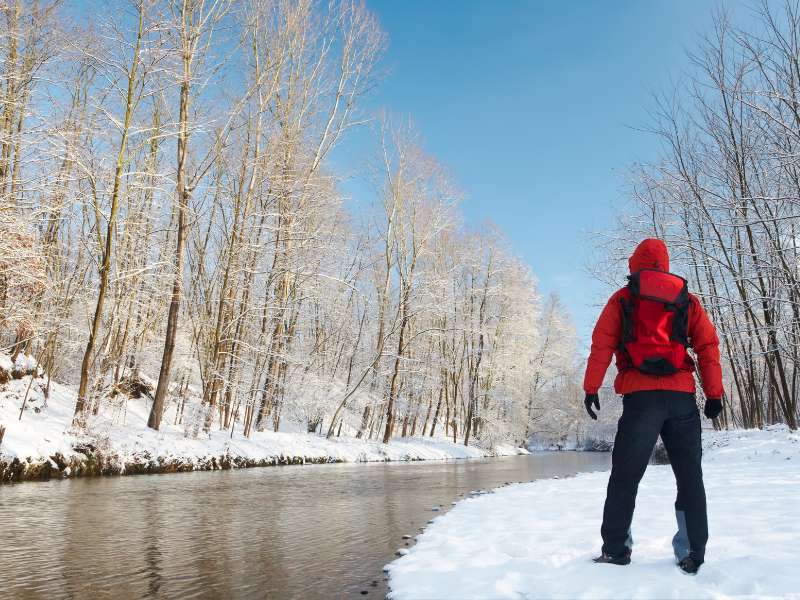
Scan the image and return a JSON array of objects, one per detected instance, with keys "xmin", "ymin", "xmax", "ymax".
[{"xmin": 0, "ymin": 0, "xmax": 584, "ymax": 452}]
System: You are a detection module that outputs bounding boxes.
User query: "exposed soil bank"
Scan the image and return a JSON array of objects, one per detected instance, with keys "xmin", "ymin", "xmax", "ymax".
[
  {"xmin": 0, "ymin": 447, "xmax": 348, "ymax": 483},
  {"xmin": 0, "ymin": 445, "xmax": 525, "ymax": 484}
]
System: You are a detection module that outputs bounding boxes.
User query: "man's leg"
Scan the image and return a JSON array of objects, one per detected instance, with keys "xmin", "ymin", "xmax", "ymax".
[
  {"xmin": 671, "ymin": 502, "xmax": 690, "ymax": 561},
  {"xmin": 661, "ymin": 394, "xmax": 707, "ymax": 563},
  {"xmin": 600, "ymin": 392, "xmax": 664, "ymax": 558}
]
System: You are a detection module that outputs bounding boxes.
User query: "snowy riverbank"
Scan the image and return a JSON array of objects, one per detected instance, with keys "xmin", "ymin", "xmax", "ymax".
[
  {"xmin": 387, "ymin": 425, "xmax": 800, "ymax": 600},
  {"xmin": 0, "ymin": 354, "xmax": 526, "ymax": 483}
]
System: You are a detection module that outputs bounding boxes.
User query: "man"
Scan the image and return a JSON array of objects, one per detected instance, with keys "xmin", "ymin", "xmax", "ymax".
[{"xmin": 583, "ymin": 238, "xmax": 723, "ymax": 575}]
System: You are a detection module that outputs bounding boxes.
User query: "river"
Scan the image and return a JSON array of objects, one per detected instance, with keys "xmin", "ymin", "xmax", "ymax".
[{"xmin": 0, "ymin": 452, "xmax": 611, "ymax": 599}]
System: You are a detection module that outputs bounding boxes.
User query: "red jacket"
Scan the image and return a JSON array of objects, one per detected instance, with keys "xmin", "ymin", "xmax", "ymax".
[{"xmin": 583, "ymin": 239, "xmax": 724, "ymax": 399}]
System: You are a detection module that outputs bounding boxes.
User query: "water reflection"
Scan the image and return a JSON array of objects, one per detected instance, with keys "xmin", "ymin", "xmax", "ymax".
[{"xmin": 0, "ymin": 452, "xmax": 611, "ymax": 599}]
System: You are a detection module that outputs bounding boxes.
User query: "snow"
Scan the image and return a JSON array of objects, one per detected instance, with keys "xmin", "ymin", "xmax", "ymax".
[
  {"xmin": 0, "ymin": 353, "xmax": 527, "ymax": 480},
  {"xmin": 388, "ymin": 426, "xmax": 800, "ymax": 600},
  {"xmin": 0, "ymin": 352, "xmax": 38, "ymax": 376}
]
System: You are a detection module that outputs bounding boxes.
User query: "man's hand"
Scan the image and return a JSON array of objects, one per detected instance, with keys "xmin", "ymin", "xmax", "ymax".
[
  {"xmin": 704, "ymin": 398, "xmax": 722, "ymax": 419},
  {"xmin": 584, "ymin": 393, "xmax": 600, "ymax": 420}
]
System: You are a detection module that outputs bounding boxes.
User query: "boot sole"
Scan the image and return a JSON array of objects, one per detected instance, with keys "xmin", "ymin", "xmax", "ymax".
[
  {"xmin": 592, "ymin": 557, "xmax": 631, "ymax": 566},
  {"xmin": 677, "ymin": 561, "xmax": 700, "ymax": 575}
]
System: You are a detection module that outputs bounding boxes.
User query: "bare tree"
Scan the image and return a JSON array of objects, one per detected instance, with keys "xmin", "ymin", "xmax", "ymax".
[
  {"xmin": 74, "ymin": 1, "xmax": 151, "ymax": 423},
  {"xmin": 149, "ymin": 0, "xmax": 230, "ymax": 430}
]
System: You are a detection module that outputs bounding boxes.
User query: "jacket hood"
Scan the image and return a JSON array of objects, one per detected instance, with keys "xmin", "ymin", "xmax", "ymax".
[{"xmin": 629, "ymin": 238, "xmax": 669, "ymax": 273}]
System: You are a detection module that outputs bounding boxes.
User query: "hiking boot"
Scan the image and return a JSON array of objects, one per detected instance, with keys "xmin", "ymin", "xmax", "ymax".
[
  {"xmin": 677, "ymin": 555, "xmax": 703, "ymax": 575},
  {"xmin": 593, "ymin": 551, "xmax": 631, "ymax": 565}
]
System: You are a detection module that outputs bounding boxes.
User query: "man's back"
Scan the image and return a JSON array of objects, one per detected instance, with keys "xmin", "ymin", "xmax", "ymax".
[{"xmin": 583, "ymin": 239, "xmax": 723, "ymax": 399}]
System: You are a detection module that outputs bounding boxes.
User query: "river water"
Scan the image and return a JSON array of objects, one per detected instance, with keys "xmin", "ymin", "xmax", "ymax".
[{"xmin": 0, "ymin": 452, "xmax": 611, "ymax": 599}]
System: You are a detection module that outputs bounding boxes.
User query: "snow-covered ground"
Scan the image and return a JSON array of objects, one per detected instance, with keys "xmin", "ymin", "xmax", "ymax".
[
  {"xmin": 0, "ymin": 353, "xmax": 526, "ymax": 482},
  {"xmin": 388, "ymin": 426, "xmax": 800, "ymax": 600}
]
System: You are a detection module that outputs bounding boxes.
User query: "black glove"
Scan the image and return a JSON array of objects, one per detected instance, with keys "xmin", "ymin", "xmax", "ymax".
[
  {"xmin": 584, "ymin": 393, "xmax": 600, "ymax": 420},
  {"xmin": 704, "ymin": 398, "xmax": 722, "ymax": 419}
]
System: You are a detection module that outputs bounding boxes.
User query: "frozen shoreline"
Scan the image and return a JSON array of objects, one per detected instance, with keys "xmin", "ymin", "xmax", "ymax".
[
  {"xmin": 387, "ymin": 425, "xmax": 800, "ymax": 600},
  {"xmin": 0, "ymin": 354, "xmax": 527, "ymax": 483},
  {"xmin": 0, "ymin": 434, "xmax": 528, "ymax": 483}
]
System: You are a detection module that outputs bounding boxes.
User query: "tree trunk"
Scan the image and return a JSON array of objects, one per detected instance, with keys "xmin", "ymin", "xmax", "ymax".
[
  {"xmin": 149, "ymin": 32, "xmax": 191, "ymax": 430},
  {"xmin": 74, "ymin": 7, "xmax": 144, "ymax": 424}
]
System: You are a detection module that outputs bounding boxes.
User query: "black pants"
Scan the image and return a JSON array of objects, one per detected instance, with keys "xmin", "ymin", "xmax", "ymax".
[{"xmin": 601, "ymin": 390, "xmax": 707, "ymax": 562}]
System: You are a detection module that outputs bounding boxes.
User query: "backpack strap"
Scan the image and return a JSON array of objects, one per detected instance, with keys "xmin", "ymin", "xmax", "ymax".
[
  {"xmin": 619, "ymin": 295, "xmax": 636, "ymax": 344},
  {"xmin": 618, "ymin": 293, "xmax": 636, "ymax": 371},
  {"xmin": 668, "ymin": 286, "xmax": 690, "ymax": 346},
  {"xmin": 626, "ymin": 271, "xmax": 641, "ymax": 298}
]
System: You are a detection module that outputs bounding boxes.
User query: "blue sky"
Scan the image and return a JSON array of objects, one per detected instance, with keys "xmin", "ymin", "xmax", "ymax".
[{"xmin": 336, "ymin": 0, "xmax": 753, "ymax": 345}]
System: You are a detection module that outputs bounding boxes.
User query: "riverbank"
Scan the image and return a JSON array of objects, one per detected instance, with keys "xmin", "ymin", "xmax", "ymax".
[
  {"xmin": 387, "ymin": 425, "xmax": 800, "ymax": 599},
  {"xmin": 0, "ymin": 354, "xmax": 526, "ymax": 483}
]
